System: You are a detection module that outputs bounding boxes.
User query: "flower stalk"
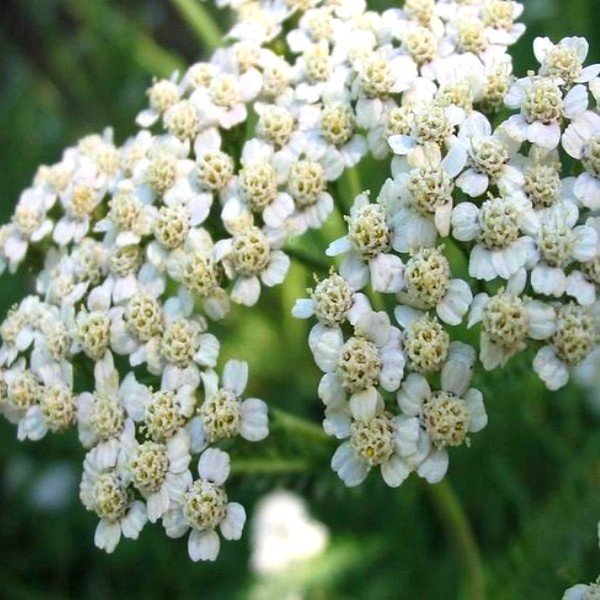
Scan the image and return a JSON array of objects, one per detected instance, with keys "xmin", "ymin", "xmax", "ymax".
[
  {"xmin": 428, "ymin": 480, "xmax": 486, "ymax": 600},
  {"xmin": 170, "ymin": 0, "xmax": 222, "ymax": 52}
]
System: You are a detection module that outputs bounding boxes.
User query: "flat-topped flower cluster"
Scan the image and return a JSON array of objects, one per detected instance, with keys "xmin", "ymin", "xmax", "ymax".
[
  {"xmin": 1, "ymin": 0, "xmax": 599, "ymax": 562},
  {"xmin": 291, "ymin": 10, "xmax": 600, "ymax": 487}
]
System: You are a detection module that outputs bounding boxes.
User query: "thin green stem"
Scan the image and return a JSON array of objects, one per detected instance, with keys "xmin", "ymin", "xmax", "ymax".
[
  {"xmin": 284, "ymin": 245, "xmax": 331, "ymax": 273},
  {"xmin": 333, "ymin": 167, "xmax": 364, "ymax": 216},
  {"xmin": 428, "ymin": 480, "xmax": 486, "ymax": 600},
  {"xmin": 134, "ymin": 35, "xmax": 185, "ymax": 78},
  {"xmin": 343, "ymin": 167, "xmax": 364, "ymax": 200},
  {"xmin": 230, "ymin": 457, "xmax": 310, "ymax": 476},
  {"xmin": 271, "ymin": 407, "xmax": 335, "ymax": 446},
  {"xmin": 170, "ymin": 0, "xmax": 223, "ymax": 52}
]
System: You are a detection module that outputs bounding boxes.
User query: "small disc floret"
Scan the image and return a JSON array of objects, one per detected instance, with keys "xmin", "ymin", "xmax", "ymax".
[
  {"xmin": 231, "ymin": 227, "xmax": 271, "ymax": 276},
  {"xmin": 145, "ymin": 390, "xmax": 189, "ymax": 442},
  {"xmin": 289, "ymin": 160, "xmax": 327, "ymax": 207},
  {"xmin": 523, "ymin": 164, "xmax": 561, "ymax": 208},
  {"xmin": 523, "ymin": 79, "xmax": 563, "ymax": 124},
  {"xmin": 130, "ymin": 441, "xmax": 169, "ymax": 494},
  {"xmin": 404, "ymin": 315, "xmax": 450, "ymax": 373},
  {"xmin": 337, "ymin": 337, "xmax": 382, "ymax": 393},
  {"xmin": 183, "ymin": 480, "xmax": 228, "ymax": 530},
  {"xmin": 41, "ymin": 384, "xmax": 76, "ymax": 432},
  {"xmin": 482, "ymin": 292, "xmax": 528, "ymax": 348},
  {"xmin": 552, "ymin": 304, "xmax": 595, "ymax": 365},
  {"xmin": 478, "ymin": 197, "xmax": 520, "ymax": 250},
  {"xmin": 239, "ymin": 162, "xmax": 277, "ymax": 211},
  {"xmin": 423, "ymin": 391, "xmax": 470, "ymax": 449},
  {"xmin": 404, "ymin": 247, "xmax": 451, "ymax": 307},
  {"xmin": 126, "ymin": 293, "xmax": 164, "ymax": 341},
  {"xmin": 146, "ymin": 154, "xmax": 178, "ymax": 195},
  {"xmin": 350, "ymin": 412, "xmax": 396, "ymax": 466},
  {"xmin": 321, "ymin": 104, "xmax": 356, "ymax": 147},
  {"xmin": 92, "ymin": 472, "xmax": 130, "ymax": 522},
  {"xmin": 199, "ymin": 389, "xmax": 241, "ymax": 442},
  {"xmin": 582, "ymin": 136, "xmax": 600, "ymax": 178},
  {"xmin": 161, "ymin": 319, "xmax": 201, "ymax": 367},
  {"xmin": 90, "ymin": 396, "xmax": 125, "ymax": 442},
  {"xmin": 407, "ymin": 165, "xmax": 453, "ymax": 216},
  {"xmin": 197, "ymin": 151, "xmax": 234, "ymax": 191},
  {"xmin": 347, "ymin": 204, "xmax": 390, "ymax": 257},
  {"xmin": 7, "ymin": 370, "xmax": 39, "ymax": 413},
  {"xmin": 311, "ymin": 273, "xmax": 353, "ymax": 326},
  {"xmin": 470, "ymin": 138, "xmax": 509, "ymax": 179}
]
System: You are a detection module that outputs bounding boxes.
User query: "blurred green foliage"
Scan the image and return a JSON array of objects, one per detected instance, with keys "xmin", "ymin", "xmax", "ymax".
[{"xmin": 0, "ymin": 0, "xmax": 599, "ymax": 598}]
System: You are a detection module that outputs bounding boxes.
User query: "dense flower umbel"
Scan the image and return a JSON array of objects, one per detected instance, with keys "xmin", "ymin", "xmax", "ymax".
[{"xmin": 1, "ymin": 0, "xmax": 598, "ymax": 562}]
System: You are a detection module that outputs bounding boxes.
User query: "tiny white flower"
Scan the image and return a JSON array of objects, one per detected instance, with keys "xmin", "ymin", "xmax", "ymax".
[
  {"xmin": 187, "ymin": 359, "xmax": 269, "ymax": 451},
  {"xmin": 396, "ymin": 342, "xmax": 487, "ymax": 482},
  {"xmin": 163, "ymin": 448, "xmax": 247, "ymax": 562},
  {"xmin": 327, "ymin": 192, "xmax": 404, "ymax": 293}
]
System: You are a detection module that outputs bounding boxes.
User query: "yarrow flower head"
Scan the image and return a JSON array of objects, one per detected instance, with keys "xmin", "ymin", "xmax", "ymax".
[{"xmin": 2, "ymin": 0, "xmax": 600, "ymax": 567}]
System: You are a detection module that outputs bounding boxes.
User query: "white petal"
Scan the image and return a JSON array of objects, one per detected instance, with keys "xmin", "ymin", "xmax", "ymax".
[
  {"xmin": 441, "ymin": 342, "xmax": 475, "ymax": 397},
  {"xmin": 94, "ymin": 519, "xmax": 121, "ymax": 554},
  {"xmin": 240, "ymin": 398, "xmax": 269, "ymax": 441},
  {"xmin": 198, "ymin": 448, "xmax": 230, "ymax": 485},
  {"xmin": 417, "ymin": 449, "xmax": 449, "ymax": 483},
  {"xmin": 292, "ymin": 298, "xmax": 315, "ymax": 319},
  {"xmin": 349, "ymin": 387, "xmax": 381, "ymax": 420},
  {"xmin": 565, "ymin": 271, "xmax": 596, "ymax": 306},
  {"xmin": 318, "ymin": 372, "xmax": 346, "ymax": 407},
  {"xmin": 533, "ymin": 346, "xmax": 569, "ymax": 391},
  {"xmin": 381, "ymin": 455, "xmax": 411, "ymax": 488},
  {"xmin": 220, "ymin": 502, "xmax": 246, "ymax": 541},
  {"xmin": 339, "ymin": 253, "xmax": 370, "ymax": 291},
  {"xmin": 436, "ymin": 279, "xmax": 472, "ymax": 326},
  {"xmin": 531, "ymin": 264, "xmax": 566, "ymax": 297},
  {"xmin": 528, "ymin": 122, "xmax": 561, "ymax": 149},
  {"xmin": 464, "ymin": 388, "xmax": 487, "ymax": 432},
  {"xmin": 394, "ymin": 305, "xmax": 424, "ymax": 329},
  {"xmin": 231, "ymin": 276, "xmax": 261, "ymax": 306},
  {"xmin": 188, "ymin": 529, "xmax": 220, "ymax": 562},
  {"xmin": 223, "ymin": 360, "xmax": 248, "ymax": 396},
  {"xmin": 308, "ymin": 324, "xmax": 344, "ymax": 373},
  {"xmin": 121, "ymin": 500, "xmax": 148, "ymax": 540},
  {"xmin": 457, "ymin": 170, "xmax": 489, "ymax": 198},
  {"xmin": 525, "ymin": 301, "xmax": 557, "ymax": 339},
  {"xmin": 563, "ymin": 85, "xmax": 588, "ymax": 119},
  {"xmin": 331, "ymin": 442, "xmax": 369, "ymax": 487},
  {"xmin": 397, "ymin": 373, "xmax": 430, "ymax": 416},
  {"xmin": 262, "ymin": 251, "xmax": 290, "ymax": 287},
  {"xmin": 369, "ymin": 254, "xmax": 404, "ymax": 293},
  {"xmin": 451, "ymin": 203, "xmax": 479, "ymax": 242}
]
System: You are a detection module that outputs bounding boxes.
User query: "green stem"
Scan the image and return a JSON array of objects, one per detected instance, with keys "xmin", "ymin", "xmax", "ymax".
[
  {"xmin": 284, "ymin": 245, "xmax": 331, "ymax": 273},
  {"xmin": 342, "ymin": 167, "xmax": 363, "ymax": 201},
  {"xmin": 169, "ymin": 0, "xmax": 223, "ymax": 52},
  {"xmin": 134, "ymin": 35, "xmax": 186, "ymax": 78},
  {"xmin": 230, "ymin": 457, "xmax": 310, "ymax": 476},
  {"xmin": 333, "ymin": 167, "xmax": 364, "ymax": 216},
  {"xmin": 271, "ymin": 407, "xmax": 335, "ymax": 446},
  {"xmin": 428, "ymin": 480, "xmax": 486, "ymax": 600}
]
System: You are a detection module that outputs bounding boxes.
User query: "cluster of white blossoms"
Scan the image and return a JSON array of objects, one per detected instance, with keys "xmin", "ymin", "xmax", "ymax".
[
  {"xmin": 292, "ymin": 5, "xmax": 600, "ymax": 487},
  {"xmin": 1, "ymin": 0, "xmax": 599, "ymax": 560}
]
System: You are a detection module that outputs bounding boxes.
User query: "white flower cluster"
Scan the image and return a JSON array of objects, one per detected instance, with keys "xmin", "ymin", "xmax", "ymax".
[
  {"xmin": 293, "ymin": 8, "xmax": 600, "ymax": 487},
  {"xmin": 1, "ymin": 0, "xmax": 599, "ymax": 560}
]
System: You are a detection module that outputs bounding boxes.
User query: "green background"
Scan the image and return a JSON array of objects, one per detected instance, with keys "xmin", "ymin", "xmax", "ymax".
[{"xmin": 0, "ymin": 0, "xmax": 599, "ymax": 598}]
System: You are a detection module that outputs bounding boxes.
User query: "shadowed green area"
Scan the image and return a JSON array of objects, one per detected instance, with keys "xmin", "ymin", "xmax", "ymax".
[{"xmin": 0, "ymin": 0, "xmax": 598, "ymax": 598}]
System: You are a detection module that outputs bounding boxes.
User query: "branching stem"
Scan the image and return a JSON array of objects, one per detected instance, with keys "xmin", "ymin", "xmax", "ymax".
[
  {"xmin": 428, "ymin": 480, "xmax": 486, "ymax": 600},
  {"xmin": 170, "ymin": 0, "xmax": 223, "ymax": 52},
  {"xmin": 271, "ymin": 407, "xmax": 335, "ymax": 446}
]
